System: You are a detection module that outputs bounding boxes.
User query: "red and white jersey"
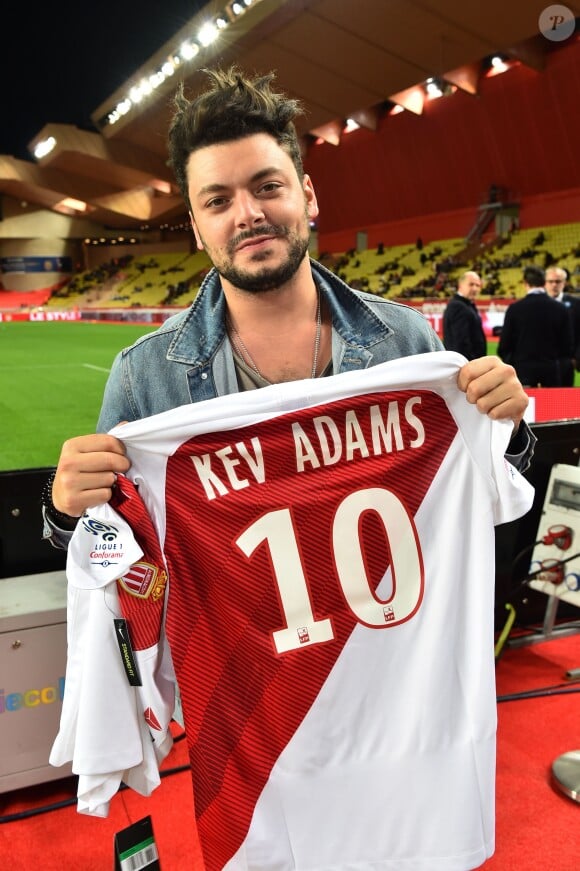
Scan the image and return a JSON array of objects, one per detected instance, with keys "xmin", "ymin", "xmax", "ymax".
[{"xmin": 64, "ymin": 352, "xmax": 534, "ymax": 870}]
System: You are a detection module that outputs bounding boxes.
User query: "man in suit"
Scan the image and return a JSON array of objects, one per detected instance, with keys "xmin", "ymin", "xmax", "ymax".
[
  {"xmin": 443, "ymin": 271, "xmax": 487, "ymax": 360},
  {"xmin": 545, "ymin": 266, "xmax": 580, "ymax": 385},
  {"xmin": 498, "ymin": 265, "xmax": 574, "ymax": 387}
]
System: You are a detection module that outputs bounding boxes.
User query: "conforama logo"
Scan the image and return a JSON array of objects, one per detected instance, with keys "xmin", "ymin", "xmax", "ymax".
[{"xmin": 0, "ymin": 678, "xmax": 65, "ymax": 713}]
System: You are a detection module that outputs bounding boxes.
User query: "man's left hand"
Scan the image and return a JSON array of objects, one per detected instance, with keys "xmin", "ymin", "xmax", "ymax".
[{"xmin": 457, "ymin": 356, "xmax": 528, "ymax": 434}]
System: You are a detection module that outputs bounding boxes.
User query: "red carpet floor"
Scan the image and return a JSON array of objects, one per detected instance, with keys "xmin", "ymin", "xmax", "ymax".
[{"xmin": 2, "ymin": 631, "xmax": 579, "ymax": 870}]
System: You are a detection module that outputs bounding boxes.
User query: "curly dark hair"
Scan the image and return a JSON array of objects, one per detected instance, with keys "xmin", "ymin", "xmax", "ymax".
[{"xmin": 167, "ymin": 66, "xmax": 305, "ymax": 212}]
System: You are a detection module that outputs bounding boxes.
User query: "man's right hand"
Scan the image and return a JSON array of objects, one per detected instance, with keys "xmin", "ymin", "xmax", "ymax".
[{"xmin": 51, "ymin": 434, "xmax": 131, "ymax": 518}]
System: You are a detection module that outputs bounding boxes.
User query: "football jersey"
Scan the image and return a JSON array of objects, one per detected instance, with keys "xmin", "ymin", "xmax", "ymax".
[{"xmin": 60, "ymin": 352, "xmax": 534, "ymax": 870}]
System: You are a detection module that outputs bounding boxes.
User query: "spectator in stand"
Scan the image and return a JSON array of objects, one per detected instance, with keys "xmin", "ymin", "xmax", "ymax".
[
  {"xmin": 443, "ymin": 271, "xmax": 487, "ymax": 360},
  {"xmin": 498, "ymin": 265, "xmax": 573, "ymax": 387},
  {"xmin": 545, "ymin": 266, "xmax": 580, "ymax": 384},
  {"xmin": 532, "ymin": 230, "xmax": 546, "ymax": 247}
]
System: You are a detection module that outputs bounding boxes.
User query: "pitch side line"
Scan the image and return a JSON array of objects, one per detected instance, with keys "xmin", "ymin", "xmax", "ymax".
[
  {"xmin": 0, "ymin": 363, "xmax": 110, "ymax": 372},
  {"xmin": 83, "ymin": 364, "xmax": 111, "ymax": 373}
]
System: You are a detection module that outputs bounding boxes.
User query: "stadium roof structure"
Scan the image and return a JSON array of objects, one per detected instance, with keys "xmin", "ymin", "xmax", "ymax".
[{"xmin": 0, "ymin": 0, "xmax": 576, "ymax": 231}]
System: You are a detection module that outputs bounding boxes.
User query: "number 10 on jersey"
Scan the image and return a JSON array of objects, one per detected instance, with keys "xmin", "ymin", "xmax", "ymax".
[{"xmin": 236, "ymin": 486, "xmax": 425, "ymax": 654}]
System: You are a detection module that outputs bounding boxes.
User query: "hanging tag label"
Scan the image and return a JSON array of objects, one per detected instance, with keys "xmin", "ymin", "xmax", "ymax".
[
  {"xmin": 114, "ymin": 815, "xmax": 160, "ymax": 870},
  {"xmin": 114, "ymin": 618, "xmax": 142, "ymax": 687}
]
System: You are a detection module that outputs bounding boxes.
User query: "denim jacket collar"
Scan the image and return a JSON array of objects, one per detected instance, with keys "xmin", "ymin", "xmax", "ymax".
[{"xmin": 165, "ymin": 259, "xmax": 392, "ymax": 373}]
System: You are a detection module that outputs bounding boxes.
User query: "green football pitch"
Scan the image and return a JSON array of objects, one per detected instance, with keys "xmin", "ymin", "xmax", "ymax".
[
  {"xmin": 0, "ymin": 321, "xmax": 157, "ymax": 471},
  {"xmin": 0, "ymin": 323, "xmax": 572, "ymax": 473}
]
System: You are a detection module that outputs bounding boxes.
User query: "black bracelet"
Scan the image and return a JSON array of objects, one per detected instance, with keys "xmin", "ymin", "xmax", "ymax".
[{"xmin": 41, "ymin": 470, "xmax": 80, "ymax": 528}]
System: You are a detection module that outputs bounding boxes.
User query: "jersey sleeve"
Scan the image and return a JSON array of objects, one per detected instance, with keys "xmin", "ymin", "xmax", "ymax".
[
  {"xmin": 50, "ymin": 487, "xmax": 175, "ymax": 817},
  {"xmin": 434, "ymin": 362, "xmax": 535, "ymax": 528},
  {"xmin": 489, "ymin": 419, "xmax": 536, "ymax": 526}
]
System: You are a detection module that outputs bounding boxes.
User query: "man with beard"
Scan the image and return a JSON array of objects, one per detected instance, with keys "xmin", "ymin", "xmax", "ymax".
[{"xmin": 42, "ymin": 65, "xmax": 535, "ymax": 871}]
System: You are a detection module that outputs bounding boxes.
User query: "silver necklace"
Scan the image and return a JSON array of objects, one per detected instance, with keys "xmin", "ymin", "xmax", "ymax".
[{"xmin": 228, "ymin": 289, "xmax": 322, "ymax": 383}]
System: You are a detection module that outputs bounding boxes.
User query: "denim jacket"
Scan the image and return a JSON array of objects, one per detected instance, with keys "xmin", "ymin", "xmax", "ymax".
[{"xmin": 96, "ymin": 260, "xmax": 443, "ymax": 431}]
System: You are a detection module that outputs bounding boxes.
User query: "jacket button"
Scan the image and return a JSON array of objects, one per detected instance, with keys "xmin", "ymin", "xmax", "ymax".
[{"xmin": 201, "ymin": 372, "xmax": 208, "ymax": 380}]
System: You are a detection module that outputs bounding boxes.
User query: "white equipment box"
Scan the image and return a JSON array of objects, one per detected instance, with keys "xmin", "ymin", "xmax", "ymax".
[
  {"xmin": 0, "ymin": 570, "xmax": 72, "ymax": 793},
  {"xmin": 528, "ymin": 463, "xmax": 580, "ymax": 609}
]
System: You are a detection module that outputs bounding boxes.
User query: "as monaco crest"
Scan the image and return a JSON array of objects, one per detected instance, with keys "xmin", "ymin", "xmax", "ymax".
[{"xmin": 119, "ymin": 562, "xmax": 167, "ymax": 600}]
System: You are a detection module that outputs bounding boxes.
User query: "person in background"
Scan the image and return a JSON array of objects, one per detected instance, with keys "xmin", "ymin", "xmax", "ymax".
[
  {"xmin": 442, "ymin": 270, "xmax": 487, "ymax": 360},
  {"xmin": 498, "ymin": 265, "xmax": 573, "ymax": 387},
  {"xmin": 545, "ymin": 265, "xmax": 580, "ymax": 385}
]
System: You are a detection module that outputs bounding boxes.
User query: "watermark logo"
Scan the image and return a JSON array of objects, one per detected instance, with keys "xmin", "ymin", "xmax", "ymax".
[{"xmin": 539, "ymin": 5, "xmax": 576, "ymax": 41}]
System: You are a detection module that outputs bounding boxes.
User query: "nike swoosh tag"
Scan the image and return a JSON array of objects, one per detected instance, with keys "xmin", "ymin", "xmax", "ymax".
[{"xmin": 114, "ymin": 618, "xmax": 142, "ymax": 686}]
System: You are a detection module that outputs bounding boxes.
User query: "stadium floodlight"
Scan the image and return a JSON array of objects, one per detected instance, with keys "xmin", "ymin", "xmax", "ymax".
[
  {"xmin": 117, "ymin": 98, "xmax": 132, "ymax": 115},
  {"xmin": 198, "ymin": 22, "xmax": 220, "ymax": 46},
  {"xmin": 425, "ymin": 77, "xmax": 443, "ymax": 99},
  {"xmin": 59, "ymin": 197, "xmax": 86, "ymax": 212},
  {"xmin": 100, "ymin": 1, "xmax": 268, "ymax": 131},
  {"xmin": 33, "ymin": 136, "xmax": 57, "ymax": 159},
  {"xmin": 140, "ymin": 77, "xmax": 154, "ymax": 96},
  {"xmin": 130, "ymin": 85, "xmax": 145, "ymax": 104},
  {"xmin": 227, "ymin": 0, "xmax": 257, "ymax": 16},
  {"xmin": 491, "ymin": 56, "xmax": 509, "ymax": 73},
  {"xmin": 149, "ymin": 70, "xmax": 166, "ymax": 89},
  {"xmin": 180, "ymin": 40, "xmax": 200, "ymax": 61},
  {"xmin": 107, "ymin": 99, "xmax": 131, "ymax": 126}
]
